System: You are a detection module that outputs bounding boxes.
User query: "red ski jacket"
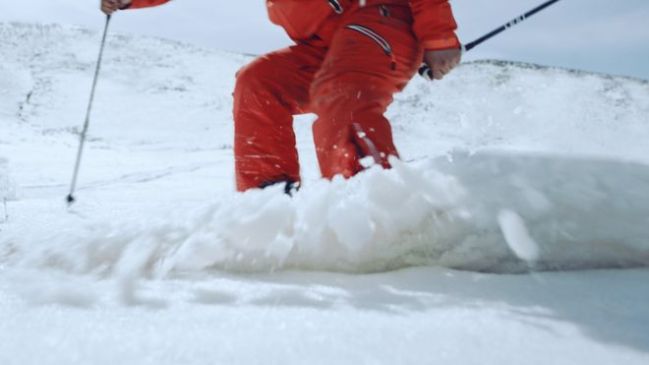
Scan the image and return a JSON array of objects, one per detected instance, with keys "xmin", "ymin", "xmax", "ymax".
[{"xmin": 127, "ymin": 0, "xmax": 460, "ymax": 50}]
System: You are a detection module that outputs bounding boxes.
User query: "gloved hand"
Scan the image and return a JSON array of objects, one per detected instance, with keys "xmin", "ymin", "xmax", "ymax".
[
  {"xmin": 423, "ymin": 48, "xmax": 462, "ymax": 80},
  {"xmin": 100, "ymin": 0, "xmax": 132, "ymax": 15}
]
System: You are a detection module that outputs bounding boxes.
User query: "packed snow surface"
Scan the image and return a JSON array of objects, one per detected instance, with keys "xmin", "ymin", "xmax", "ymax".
[{"xmin": 1, "ymin": 22, "xmax": 649, "ymax": 365}]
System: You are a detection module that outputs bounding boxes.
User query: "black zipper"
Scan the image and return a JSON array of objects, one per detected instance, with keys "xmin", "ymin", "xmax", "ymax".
[{"xmin": 328, "ymin": 0, "xmax": 344, "ymax": 14}]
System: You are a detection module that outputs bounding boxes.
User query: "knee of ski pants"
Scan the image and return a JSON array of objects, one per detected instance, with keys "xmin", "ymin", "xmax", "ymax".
[
  {"xmin": 233, "ymin": 60, "xmax": 280, "ymax": 107},
  {"xmin": 310, "ymin": 73, "xmax": 400, "ymax": 179},
  {"xmin": 233, "ymin": 49, "xmax": 315, "ymax": 112}
]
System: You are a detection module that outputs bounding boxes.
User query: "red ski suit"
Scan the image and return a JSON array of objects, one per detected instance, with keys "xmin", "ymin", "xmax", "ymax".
[{"xmin": 127, "ymin": 0, "xmax": 460, "ymax": 191}]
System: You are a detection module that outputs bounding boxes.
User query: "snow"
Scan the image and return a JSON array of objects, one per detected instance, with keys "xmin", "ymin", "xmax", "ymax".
[
  {"xmin": 0, "ymin": 158, "xmax": 16, "ymax": 202},
  {"xmin": 1, "ymin": 22, "xmax": 649, "ymax": 364},
  {"xmin": 498, "ymin": 209, "xmax": 540, "ymax": 263}
]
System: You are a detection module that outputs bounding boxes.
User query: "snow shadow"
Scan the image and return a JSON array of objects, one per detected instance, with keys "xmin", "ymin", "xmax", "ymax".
[{"xmin": 226, "ymin": 267, "xmax": 649, "ymax": 355}]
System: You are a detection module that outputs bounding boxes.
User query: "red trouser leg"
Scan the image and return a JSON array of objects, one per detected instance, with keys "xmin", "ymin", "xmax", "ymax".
[
  {"xmin": 233, "ymin": 44, "xmax": 326, "ymax": 191},
  {"xmin": 310, "ymin": 6, "xmax": 422, "ymax": 179}
]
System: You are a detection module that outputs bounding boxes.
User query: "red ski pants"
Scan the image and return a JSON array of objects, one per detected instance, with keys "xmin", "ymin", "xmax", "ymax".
[{"xmin": 233, "ymin": 5, "xmax": 422, "ymax": 191}]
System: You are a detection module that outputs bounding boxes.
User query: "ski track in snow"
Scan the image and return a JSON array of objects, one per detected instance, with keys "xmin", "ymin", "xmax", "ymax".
[{"xmin": 1, "ymin": 22, "xmax": 649, "ymax": 365}]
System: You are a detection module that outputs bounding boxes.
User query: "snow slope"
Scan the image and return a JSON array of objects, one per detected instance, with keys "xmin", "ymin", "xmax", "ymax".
[{"xmin": 1, "ymin": 22, "xmax": 648, "ymax": 364}]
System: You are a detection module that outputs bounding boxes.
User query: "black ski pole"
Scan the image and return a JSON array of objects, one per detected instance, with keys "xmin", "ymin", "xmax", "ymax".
[
  {"xmin": 66, "ymin": 14, "xmax": 112, "ymax": 205},
  {"xmin": 419, "ymin": 0, "xmax": 563, "ymax": 80}
]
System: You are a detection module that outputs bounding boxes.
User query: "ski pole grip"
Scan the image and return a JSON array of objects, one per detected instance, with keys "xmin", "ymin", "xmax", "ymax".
[{"xmin": 418, "ymin": 45, "xmax": 466, "ymax": 81}]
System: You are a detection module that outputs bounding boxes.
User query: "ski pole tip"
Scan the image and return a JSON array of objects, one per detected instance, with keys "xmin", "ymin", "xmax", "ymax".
[{"xmin": 66, "ymin": 194, "xmax": 76, "ymax": 205}]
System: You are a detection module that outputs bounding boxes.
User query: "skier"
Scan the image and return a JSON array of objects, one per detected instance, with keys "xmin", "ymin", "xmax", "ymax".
[{"xmin": 101, "ymin": 0, "xmax": 461, "ymax": 193}]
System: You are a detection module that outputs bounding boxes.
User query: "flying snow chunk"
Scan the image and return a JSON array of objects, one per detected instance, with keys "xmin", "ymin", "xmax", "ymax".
[{"xmin": 498, "ymin": 209, "xmax": 540, "ymax": 262}]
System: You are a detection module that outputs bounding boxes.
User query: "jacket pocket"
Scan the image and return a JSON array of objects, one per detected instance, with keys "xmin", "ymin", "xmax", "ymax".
[{"xmin": 345, "ymin": 24, "xmax": 397, "ymax": 70}]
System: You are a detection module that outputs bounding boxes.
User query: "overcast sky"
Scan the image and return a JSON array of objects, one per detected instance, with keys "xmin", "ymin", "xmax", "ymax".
[{"xmin": 2, "ymin": 0, "xmax": 648, "ymax": 79}]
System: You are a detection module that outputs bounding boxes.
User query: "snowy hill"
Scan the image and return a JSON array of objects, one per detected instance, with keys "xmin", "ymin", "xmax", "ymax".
[{"xmin": 1, "ymin": 22, "xmax": 649, "ymax": 365}]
